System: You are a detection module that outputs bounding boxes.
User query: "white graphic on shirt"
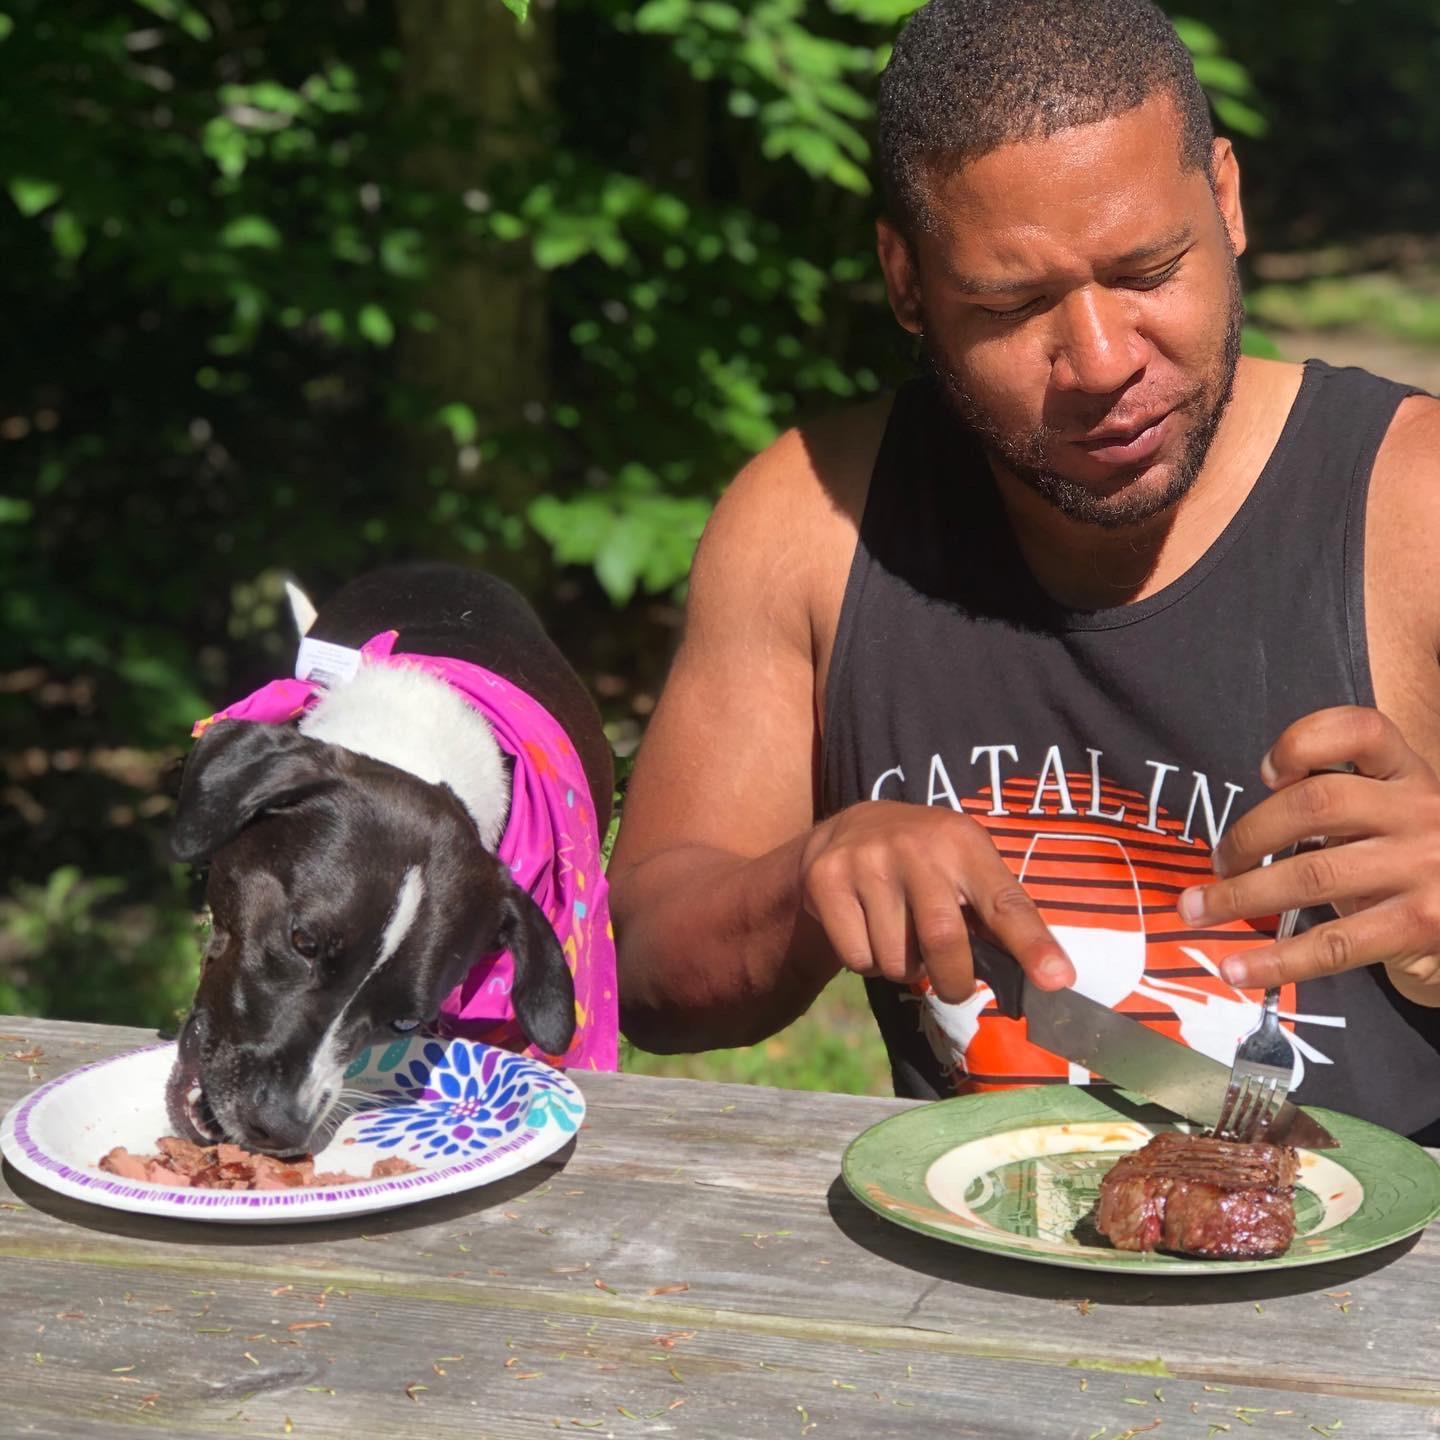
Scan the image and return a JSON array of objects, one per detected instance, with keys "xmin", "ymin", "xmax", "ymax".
[
  {"xmin": 1019, "ymin": 834, "xmax": 1146, "ymax": 1084},
  {"xmin": 1132, "ymin": 946, "xmax": 1344, "ymax": 1085}
]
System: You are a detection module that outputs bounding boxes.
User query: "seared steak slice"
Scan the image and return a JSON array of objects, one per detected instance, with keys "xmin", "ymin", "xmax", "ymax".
[{"xmin": 1095, "ymin": 1131, "xmax": 1298, "ymax": 1258}]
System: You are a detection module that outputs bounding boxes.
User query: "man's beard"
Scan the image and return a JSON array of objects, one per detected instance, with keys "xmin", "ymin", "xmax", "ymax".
[{"xmin": 923, "ymin": 266, "xmax": 1244, "ymax": 530}]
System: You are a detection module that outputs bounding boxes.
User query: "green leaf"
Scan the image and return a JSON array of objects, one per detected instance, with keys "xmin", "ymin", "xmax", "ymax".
[
  {"xmin": 534, "ymin": 228, "xmax": 595, "ymax": 270},
  {"xmin": 135, "ymin": 0, "xmax": 213, "ymax": 40},
  {"xmin": 357, "ymin": 303, "xmax": 395, "ymax": 346},
  {"xmin": 245, "ymin": 80, "xmax": 306, "ymax": 116},
  {"xmin": 528, "ymin": 489, "xmax": 709, "ymax": 603},
  {"xmin": 51, "ymin": 210, "xmax": 87, "ymax": 260},
  {"xmin": 694, "ymin": 2, "xmax": 742, "ymax": 32},
  {"xmin": 436, "ymin": 402, "xmax": 478, "ymax": 446},
  {"xmin": 826, "ymin": 0, "xmax": 924, "ymax": 20},
  {"xmin": 647, "ymin": 194, "xmax": 690, "ymax": 231},
  {"xmin": 9, "ymin": 179, "xmax": 61, "ymax": 217},
  {"xmin": 1191, "ymin": 54, "xmax": 1254, "ymax": 97},
  {"xmin": 1212, "ymin": 95, "xmax": 1267, "ymax": 139},
  {"xmin": 593, "ymin": 513, "xmax": 652, "ymax": 606},
  {"xmin": 1240, "ymin": 324, "xmax": 1282, "ymax": 359},
  {"xmin": 635, "ymin": 0, "xmax": 691, "ymax": 32},
  {"xmin": 500, "ymin": 0, "xmax": 530, "ymax": 20},
  {"xmin": 488, "ymin": 212, "xmax": 526, "ymax": 242},
  {"xmin": 202, "ymin": 117, "xmax": 248, "ymax": 178},
  {"xmin": 220, "ymin": 215, "xmax": 281, "ymax": 249},
  {"xmin": 1172, "ymin": 17, "xmax": 1222, "ymax": 57},
  {"xmin": 0, "ymin": 15, "xmax": 14, "ymax": 42},
  {"xmin": 178, "ymin": 7, "xmax": 212, "ymax": 41},
  {"xmin": 380, "ymin": 228, "xmax": 427, "ymax": 279}
]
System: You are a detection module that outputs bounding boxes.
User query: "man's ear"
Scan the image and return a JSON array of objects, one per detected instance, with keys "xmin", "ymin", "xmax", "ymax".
[
  {"xmin": 170, "ymin": 722, "xmax": 338, "ymax": 865},
  {"xmin": 497, "ymin": 885, "xmax": 576, "ymax": 1058},
  {"xmin": 876, "ymin": 216, "xmax": 924, "ymax": 335},
  {"xmin": 1210, "ymin": 137, "xmax": 1247, "ymax": 259}
]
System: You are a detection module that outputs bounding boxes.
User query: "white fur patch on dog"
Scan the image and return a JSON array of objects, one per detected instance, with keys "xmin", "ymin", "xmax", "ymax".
[
  {"xmin": 298, "ymin": 866, "xmax": 426, "ymax": 1123},
  {"xmin": 377, "ymin": 866, "xmax": 425, "ymax": 967},
  {"xmin": 298, "ymin": 662, "xmax": 510, "ymax": 849}
]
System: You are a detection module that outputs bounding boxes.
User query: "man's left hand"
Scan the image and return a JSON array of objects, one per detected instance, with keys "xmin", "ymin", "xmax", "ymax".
[{"xmin": 1178, "ymin": 705, "xmax": 1440, "ymax": 1002}]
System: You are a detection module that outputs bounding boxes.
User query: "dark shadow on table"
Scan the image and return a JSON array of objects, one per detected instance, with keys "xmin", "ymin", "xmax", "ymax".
[
  {"xmin": 3, "ymin": 1140, "xmax": 576, "ymax": 1247},
  {"xmin": 824, "ymin": 1173, "xmax": 1422, "ymax": 1305}
]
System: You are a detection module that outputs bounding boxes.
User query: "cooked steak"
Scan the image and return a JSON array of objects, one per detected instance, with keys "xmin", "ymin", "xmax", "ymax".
[{"xmin": 1095, "ymin": 1130, "xmax": 1298, "ymax": 1258}]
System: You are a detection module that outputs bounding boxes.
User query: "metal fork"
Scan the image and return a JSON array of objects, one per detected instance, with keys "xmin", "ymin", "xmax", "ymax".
[{"xmin": 1213, "ymin": 833, "xmax": 1328, "ymax": 1142}]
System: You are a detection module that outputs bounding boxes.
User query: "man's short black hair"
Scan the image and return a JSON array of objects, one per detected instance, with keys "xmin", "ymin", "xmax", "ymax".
[{"xmin": 877, "ymin": 0, "xmax": 1215, "ymax": 235}]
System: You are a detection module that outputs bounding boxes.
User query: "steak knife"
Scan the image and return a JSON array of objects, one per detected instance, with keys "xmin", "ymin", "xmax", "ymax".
[{"xmin": 967, "ymin": 936, "xmax": 1340, "ymax": 1149}]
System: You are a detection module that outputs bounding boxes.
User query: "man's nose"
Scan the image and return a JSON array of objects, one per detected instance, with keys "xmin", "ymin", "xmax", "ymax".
[{"xmin": 1050, "ymin": 287, "xmax": 1147, "ymax": 394}]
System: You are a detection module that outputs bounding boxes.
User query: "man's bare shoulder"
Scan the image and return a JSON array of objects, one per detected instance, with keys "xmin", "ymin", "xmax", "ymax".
[
  {"xmin": 715, "ymin": 394, "xmax": 893, "ymax": 536},
  {"xmin": 1369, "ymin": 390, "xmax": 1440, "ymax": 645},
  {"xmin": 692, "ymin": 395, "xmax": 893, "ymax": 627},
  {"xmin": 1377, "ymin": 388, "xmax": 1440, "ymax": 463},
  {"xmin": 1372, "ymin": 390, "xmax": 1440, "ymax": 526}
]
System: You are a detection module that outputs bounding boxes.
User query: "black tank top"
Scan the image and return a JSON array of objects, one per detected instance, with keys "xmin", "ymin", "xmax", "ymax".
[{"xmin": 821, "ymin": 360, "xmax": 1440, "ymax": 1141}]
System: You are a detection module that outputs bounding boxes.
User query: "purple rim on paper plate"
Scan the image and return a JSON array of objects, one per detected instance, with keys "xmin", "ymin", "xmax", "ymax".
[{"xmin": 0, "ymin": 1036, "xmax": 585, "ymax": 1223}]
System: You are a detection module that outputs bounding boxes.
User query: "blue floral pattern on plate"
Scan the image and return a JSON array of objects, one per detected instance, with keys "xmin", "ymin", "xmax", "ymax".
[{"xmin": 345, "ymin": 1038, "xmax": 584, "ymax": 1163}]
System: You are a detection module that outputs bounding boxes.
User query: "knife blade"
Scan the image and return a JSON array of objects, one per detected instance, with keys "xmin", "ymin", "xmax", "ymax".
[{"xmin": 968, "ymin": 937, "xmax": 1340, "ymax": 1149}]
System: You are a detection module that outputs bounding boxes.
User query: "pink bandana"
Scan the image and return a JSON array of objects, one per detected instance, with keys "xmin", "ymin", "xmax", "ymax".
[{"xmin": 193, "ymin": 629, "xmax": 618, "ymax": 1071}]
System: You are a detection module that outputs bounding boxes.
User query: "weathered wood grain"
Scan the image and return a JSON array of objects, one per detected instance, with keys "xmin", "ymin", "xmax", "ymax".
[
  {"xmin": 2, "ymin": 1016, "xmax": 1438, "ymax": 1440},
  {"xmin": 6, "ymin": 1257, "xmax": 1438, "ymax": 1439}
]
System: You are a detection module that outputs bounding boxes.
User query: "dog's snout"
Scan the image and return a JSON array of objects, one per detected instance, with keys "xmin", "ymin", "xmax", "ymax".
[
  {"xmin": 241, "ymin": 1110, "xmax": 312, "ymax": 1157},
  {"xmin": 233, "ymin": 1089, "xmax": 316, "ymax": 1156}
]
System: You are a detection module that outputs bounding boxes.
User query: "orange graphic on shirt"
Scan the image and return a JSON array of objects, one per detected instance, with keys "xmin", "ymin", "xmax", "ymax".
[{"xmin": 916, "ymin": 772, "xmax": 1310, "ymax": 1094}]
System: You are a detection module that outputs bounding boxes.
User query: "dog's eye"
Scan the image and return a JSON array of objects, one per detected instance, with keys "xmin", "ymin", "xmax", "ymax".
[
  {"xmin": 290, "ymin": 927, "xmax": 320, "ymax": 960},
  {"xmin": 390, "ymin": 1018, "xmax": 422, "ymax": 1034}
]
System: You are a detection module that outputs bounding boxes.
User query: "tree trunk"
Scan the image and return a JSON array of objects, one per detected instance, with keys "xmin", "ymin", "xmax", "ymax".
[{"xmin": 394, "ymin": 0, "xmax": 553, "ymax": 576}]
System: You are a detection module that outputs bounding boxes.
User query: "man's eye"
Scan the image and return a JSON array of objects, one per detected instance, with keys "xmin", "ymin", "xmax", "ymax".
[
  {"xmin": 1120, "ymin": 259, "xmax": 1182, "ymax": 290},
  {"xmin": 981, "ymin": 299, "xmax": 1040, "ymax": 320},
  {"xmin": 291, "ymin": 927, "xmax": 320, "ymax": 960}
]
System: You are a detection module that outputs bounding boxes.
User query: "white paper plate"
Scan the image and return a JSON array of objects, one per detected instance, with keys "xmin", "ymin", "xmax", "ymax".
[{"xmin": 1, "ymin": 1035, "xmax": 585, "ymax": 1223}]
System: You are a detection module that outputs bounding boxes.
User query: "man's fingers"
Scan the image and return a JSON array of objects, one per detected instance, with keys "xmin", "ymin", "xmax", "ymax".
[
  {"xmin": 906, "ymin": 875, "xmax": 977, "ymax": 1003},
  {"xmin": 857, "ymin": 879, "xmax": 922, "ymax": 986},
  {"xmin": 964, "ymin": 842, "xmax": 1074, "ymax": 990},
  {"xmin": 1185, "ymin": 835, "xmax": 1394, "ymax": 928},
  {"xmin": 1262, "ymin": 706, "xmax": 1427, "ymax": 787},
  {"xmin": 800, "ymin": 804, "xmax": 1071, "ymax": 994},
  {"xmin": 1220, "ymin": 898, "xmax": 1415, "ymax": 990},
  {"xmin": 802, "ymin": 869, "xmax": 878, "ymax": 977},
  {"xmin": 1213, "ymin": 775, "xmax": 1393, "ymax": 879}
]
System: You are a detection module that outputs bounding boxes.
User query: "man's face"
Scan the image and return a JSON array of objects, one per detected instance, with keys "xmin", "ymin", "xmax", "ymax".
[{"xmin": 877, "ymin": 93, "xmax": 1248, "ymax": 529}]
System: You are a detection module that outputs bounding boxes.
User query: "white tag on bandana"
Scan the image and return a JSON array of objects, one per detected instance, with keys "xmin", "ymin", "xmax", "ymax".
[{"xmin": 295, "ymin": 636, "xmax": 363, "ymax": 690}]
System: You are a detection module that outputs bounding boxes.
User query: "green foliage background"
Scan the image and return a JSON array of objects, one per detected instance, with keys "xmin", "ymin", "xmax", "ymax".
[{"xmin": 3, "ymin": 1, "xmax": 1438, "ymax": 1085}]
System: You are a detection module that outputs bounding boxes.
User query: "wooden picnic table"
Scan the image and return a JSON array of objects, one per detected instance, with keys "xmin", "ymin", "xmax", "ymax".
[{"xmin": 1, "ymin": 1015, "xmax": 1436, "ymax": 1440}]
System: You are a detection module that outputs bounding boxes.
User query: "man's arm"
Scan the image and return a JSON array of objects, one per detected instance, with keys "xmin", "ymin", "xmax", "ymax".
[
  {"xmin": 607, "ymin": 428, "xmax": 846, "ymax": 1052},
  {"xmin": 609, "ymin": 406, "xmax": 1074, "ymax": 1054}
]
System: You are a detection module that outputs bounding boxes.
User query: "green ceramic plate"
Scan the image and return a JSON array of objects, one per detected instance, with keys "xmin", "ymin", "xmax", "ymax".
[{"xmin": 842, "ymin": 1087, "xmax": 1440, "ymax": 1274}]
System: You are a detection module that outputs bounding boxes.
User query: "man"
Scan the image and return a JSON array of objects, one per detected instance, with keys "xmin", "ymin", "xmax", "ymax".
[{"xmin": 608, "ymin": 0, "xmax": 1440, "ymax": 1141}]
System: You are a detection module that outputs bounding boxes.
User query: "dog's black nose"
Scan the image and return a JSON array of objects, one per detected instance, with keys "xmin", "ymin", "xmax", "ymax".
[{"xmin": 239, "ymin": 1103, "xmax": 314, "ymax": 1157}]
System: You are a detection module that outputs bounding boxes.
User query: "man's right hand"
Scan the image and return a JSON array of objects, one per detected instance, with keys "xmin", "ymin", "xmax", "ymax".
[{"xmin": 798, "ymin": 800, "xmax": 1076, "ymax": 1003}]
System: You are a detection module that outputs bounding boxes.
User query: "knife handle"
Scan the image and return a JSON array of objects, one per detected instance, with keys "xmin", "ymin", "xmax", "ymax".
[{"xmin": 966, "ymin": 933, "xmax": 1026, "ymax": 1020}]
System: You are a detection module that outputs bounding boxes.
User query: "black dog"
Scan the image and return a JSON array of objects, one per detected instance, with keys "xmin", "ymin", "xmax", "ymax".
[{"xmin": 167, "ymin": 564, "xmax": 613, "ymax": 1155}]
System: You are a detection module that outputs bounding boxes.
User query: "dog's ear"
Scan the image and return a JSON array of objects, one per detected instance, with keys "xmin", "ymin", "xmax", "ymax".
[
  {"xmin": 496, "ymin": 884, "xmax": 576, "ymax": 1058},
  {"xmin": 284, "ymin": 579, "xmax": 318, "ymax": 638},
  {"xmin": 171, "ymin": 721, "xmax": 338, "ymax": 865}
]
